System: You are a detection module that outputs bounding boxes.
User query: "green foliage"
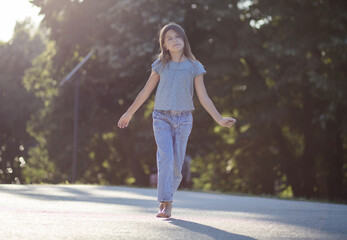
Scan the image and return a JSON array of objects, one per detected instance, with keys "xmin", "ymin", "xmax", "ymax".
[
  {"xmin": 22, "ymin": 40, "xmax": 61, "ymax": 183},
  {"xmin": 22, "ymin": 143, "xmax": 57, "ymax": 184}
]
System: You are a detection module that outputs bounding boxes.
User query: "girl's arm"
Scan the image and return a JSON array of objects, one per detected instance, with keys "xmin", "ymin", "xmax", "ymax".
[
  {"xmin": 194, "ymin": 74, "xmax": 236, "ymax": 128},
  {"xmin": 118, "ymin": 71, "xmax": 160, "ymax": 128}
]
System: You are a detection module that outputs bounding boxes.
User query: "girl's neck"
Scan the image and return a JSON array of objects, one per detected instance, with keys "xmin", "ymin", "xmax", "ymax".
[{"xmin": 170, "ymin": 52, "xmax": 187, "ymax": 62}]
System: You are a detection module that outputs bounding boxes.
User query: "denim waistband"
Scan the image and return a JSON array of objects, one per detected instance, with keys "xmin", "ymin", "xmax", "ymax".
[{"xmin": 154, "ymin": 109, "xmax": 192, "ymax": 115}]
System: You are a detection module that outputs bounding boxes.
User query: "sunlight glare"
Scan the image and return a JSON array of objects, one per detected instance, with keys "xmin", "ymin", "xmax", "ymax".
[{"xmin": 0, "ymin": 0, "xmax": 43, "ymax": 42}]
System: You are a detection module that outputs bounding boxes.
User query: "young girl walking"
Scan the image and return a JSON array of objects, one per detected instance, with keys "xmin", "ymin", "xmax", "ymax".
[{"xmin": 118, "ymin": 23, "xmax": 236, "ymax": 218}]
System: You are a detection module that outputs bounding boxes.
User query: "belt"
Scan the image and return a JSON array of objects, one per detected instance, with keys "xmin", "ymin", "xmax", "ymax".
[{"xmin": 155, "ymin": 110, "xmax": 192, "ymax": 115}]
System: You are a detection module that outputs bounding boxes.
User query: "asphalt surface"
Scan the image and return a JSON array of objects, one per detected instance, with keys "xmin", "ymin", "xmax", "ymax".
[{"xmin": 0, "ymin": 184, "xmax": 346, "ymax": 240}]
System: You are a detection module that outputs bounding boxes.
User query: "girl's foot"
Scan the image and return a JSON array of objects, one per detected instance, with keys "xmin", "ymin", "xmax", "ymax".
[
  {"xmin": 156, "ymin": 202, "xmax": 165, "ymax": 217},
  {"xmin": 159, "ymin": 203, "xmax": 164, "ymax": 212},
  {"xmin": 156, "ymin": 203, "xmax": 164, "ymax": 217},
  {"xmin": 156, "ymin": 202, "xmax": 172, "ymax": 218}
]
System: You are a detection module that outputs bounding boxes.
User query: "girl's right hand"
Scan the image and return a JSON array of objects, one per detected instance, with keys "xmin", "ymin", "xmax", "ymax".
[
  {"xmin": 218, "ymin": 117, "xmax": 236, "ymax": 128},
  {"xmin": 118, "ymin": 112, "xmax": 133, "ymax": 128}
]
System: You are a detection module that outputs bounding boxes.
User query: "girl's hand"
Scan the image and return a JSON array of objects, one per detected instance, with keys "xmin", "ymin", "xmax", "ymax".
[
  {"xmin": 218, "ymin": 117, "xmax": 236, "ymax": 128},
  {"xmin": 118, "ymin": 112, "xmax": 133, "ymax": 128}
]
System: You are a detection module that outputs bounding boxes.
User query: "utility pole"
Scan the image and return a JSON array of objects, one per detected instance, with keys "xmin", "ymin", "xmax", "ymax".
[{"xmin": 60, "ymin": 49, "xmax": 94, "ymax": 183}]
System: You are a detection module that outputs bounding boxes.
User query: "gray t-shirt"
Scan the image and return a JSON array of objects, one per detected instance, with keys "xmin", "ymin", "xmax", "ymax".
[{"xmin": 151, "ymin": 58, "xmax": 206, "ymax": 111}]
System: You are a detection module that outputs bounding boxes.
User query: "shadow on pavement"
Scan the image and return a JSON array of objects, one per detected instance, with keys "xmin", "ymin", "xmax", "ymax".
[
  {"xmin": 164, "ymin": 218, "xmax": 256, "ymax": 240},
  {"xmin": 0, "ymin": 185, "xmax": 157, "ymax": 213}
]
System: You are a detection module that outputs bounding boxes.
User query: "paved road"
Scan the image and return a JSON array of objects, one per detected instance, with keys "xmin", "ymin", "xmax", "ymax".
[{"xmin": 0, "ymin": 185, "xmax": 346, "ymax": 240}]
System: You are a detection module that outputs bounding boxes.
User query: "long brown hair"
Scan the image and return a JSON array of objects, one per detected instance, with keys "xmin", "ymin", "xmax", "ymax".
[{"xmin": 156, "ymin": 23, "xmax": 196, "ymax": 67}]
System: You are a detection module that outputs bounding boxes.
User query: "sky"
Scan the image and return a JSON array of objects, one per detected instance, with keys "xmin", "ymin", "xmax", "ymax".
[{"xmin": 0, "ymin": 0, "xmax": 43, "ymax": 42}]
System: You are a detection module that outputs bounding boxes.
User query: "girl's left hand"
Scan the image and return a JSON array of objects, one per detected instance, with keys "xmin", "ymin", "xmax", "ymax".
[
  {"xmin": 218, "ymin": 117, "xmax": 236, "ymax": 128},
  {"xmin": 118, "ymin": 112, "xmax": 133, "ymax": 128}
]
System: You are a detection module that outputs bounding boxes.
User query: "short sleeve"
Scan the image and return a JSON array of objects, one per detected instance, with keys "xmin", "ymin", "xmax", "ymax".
[
  {"xmin": 151, "ymin": 58, "xmax": 161, "ymax": 74},
  {"xmin": 194, "ymin": 61, "xmax": 207, "ymax": 77}
]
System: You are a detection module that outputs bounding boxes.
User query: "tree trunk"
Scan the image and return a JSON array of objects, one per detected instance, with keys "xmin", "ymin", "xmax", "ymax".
[
  {"xmin": 273, "ymin": 124, "xmax": 302, "ymax": 196},
  {"xmin": 299, "ymin": 86, "xmax": 317, "ymax": 198},
  {"xmin": 327, "ymin": 107, "xmax": 345, "ymax": 200}
]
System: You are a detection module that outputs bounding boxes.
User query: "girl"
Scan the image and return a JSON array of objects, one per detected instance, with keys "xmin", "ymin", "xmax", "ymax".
[{"xmin": 118, "ymin": 23, "xmax": 236, "ymax": 218}]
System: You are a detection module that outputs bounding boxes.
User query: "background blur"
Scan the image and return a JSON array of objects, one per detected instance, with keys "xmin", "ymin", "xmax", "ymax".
[{"xmin": 0, "ymin": 0, "xmax": 346, "ymax": 202}]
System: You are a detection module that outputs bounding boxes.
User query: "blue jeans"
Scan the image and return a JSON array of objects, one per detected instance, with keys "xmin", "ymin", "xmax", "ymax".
[{"xmin": 152, "ymin": 110, "xmax": 193, "ymax": 202}]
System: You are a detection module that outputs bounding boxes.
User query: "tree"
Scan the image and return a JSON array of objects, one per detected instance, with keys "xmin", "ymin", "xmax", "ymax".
[
  {"xmin": 0, "ymin": 19, "xmax": 45, "ymax": 183},
  {"xmin": 245, "ymin": 0, "xmax": 347, "ymax": 199},
  {"xmin": 25, "ymin": 0, "xmax": 346, "ymax": 201}
]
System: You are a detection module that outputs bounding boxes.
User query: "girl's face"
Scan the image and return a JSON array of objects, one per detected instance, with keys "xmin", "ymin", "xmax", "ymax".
[{"xmin": 163, "ymin": 30, "xmax": 185, "ymax": 53}]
